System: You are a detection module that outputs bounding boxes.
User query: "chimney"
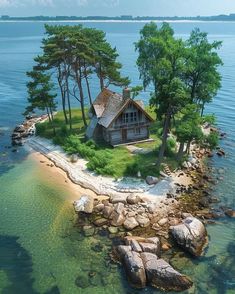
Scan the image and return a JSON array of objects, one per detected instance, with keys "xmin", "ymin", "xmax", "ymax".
[{"xmin": 123, "ymin": 87, "xmax": 131, "ymax": 100}]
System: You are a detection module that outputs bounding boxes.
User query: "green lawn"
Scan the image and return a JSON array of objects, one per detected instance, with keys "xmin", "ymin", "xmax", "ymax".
[{"xmin": 36, "ymin": 108, "xmax": 179, "ymax": 178}]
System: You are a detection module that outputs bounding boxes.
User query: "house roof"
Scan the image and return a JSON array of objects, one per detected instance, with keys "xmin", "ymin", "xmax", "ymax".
[{"xmin": 92, "ymin": 88, "xmax": 154, "ymax": 129}]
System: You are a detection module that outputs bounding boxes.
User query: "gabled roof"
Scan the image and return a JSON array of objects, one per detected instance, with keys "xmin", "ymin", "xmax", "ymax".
[{"xmin": 92, "ymin": 88, "xmax": 154, "ymax": 129}]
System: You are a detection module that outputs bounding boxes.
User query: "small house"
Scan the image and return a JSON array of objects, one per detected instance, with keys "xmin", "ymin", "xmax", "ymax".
[{"xmin": 86, "ymin": 88, "xmax": 154, "ymax": 146}]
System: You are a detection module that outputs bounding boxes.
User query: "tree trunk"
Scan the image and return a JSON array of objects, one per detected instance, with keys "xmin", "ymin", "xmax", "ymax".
[
  {"xmin": 186, "ymin": 141, "xmax": 191, "ymax": 154},
  {"xmin": 78, "ymin": 67, "xmax": 87, "ymax": 127},
  {"xmin": 177, "ymin": 142, "xmax": 185, "ymax": 161},
  {"xmin": 84, "ymin": 64, "xmax": 92, "ymax": 106},
  {"xmin": 49, "ymin": 106, "xmax": 56, "ymax": 136},
  {"xmin": 65, "ymin": 74, "xmax": 72, "ymax": 130},
  {"xmin": 156, "ymin": 110, "xmax": 171, "ymax": 169},
  {"xmin": 58, "ymin": 66, "xmax": 68, "ymax": 124},
  {"xmin": 201, "ymin": 103, "xmax": 205, "ymax": 117},
  {"xmin": 99, "ymin": 62, "xmax": 104, "ymax": 91}
]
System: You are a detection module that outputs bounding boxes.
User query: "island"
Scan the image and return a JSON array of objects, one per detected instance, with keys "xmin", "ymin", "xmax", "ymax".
[{"xmin": 11, "ymin": 22, "xmax": 233, "ymax": 292}]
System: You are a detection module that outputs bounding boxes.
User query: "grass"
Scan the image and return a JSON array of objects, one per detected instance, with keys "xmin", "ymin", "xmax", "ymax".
[{"xmin": 36, "ymin": 108, "xmax": 180, "ymax": 179}]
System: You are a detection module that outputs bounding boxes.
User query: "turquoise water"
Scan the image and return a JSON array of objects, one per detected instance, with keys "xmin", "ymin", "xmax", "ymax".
[{"xmin": 0, "ymin": 21, "xmax": 234, "ymax": 293}]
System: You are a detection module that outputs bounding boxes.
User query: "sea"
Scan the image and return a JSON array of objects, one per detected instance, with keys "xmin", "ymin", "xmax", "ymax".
[{"xmin": 0, "ymin": 21, "xmax": 234, "ymax": 294}]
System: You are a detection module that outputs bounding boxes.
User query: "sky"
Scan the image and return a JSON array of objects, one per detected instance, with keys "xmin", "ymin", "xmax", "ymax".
[{"xmin": 0, "ymin": 0, "xmax": 235, "ymax": 17}]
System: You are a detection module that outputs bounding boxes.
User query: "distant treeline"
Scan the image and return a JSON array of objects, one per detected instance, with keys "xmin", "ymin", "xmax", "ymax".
[{"xmin": 1, "ymin": 14, "xmax": 235, "ymax": 21}]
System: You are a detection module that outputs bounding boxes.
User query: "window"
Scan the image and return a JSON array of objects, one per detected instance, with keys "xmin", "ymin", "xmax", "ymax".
[
  {"xmin": 122, "ymin": 113, "xmax": 129, "ymax": 124},
  {"xmin": 130, "ymin": 112, "xmax": 137, "ymax": 123},
  {"xmin": 135, "ymin": 128, "xmax": 141, "ymax": 135}
]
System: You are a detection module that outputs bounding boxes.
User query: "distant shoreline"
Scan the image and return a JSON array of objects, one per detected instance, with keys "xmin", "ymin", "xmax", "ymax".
[{"xmin": 1, "ymin": 20, "xmax": 235, "ymax": 24}]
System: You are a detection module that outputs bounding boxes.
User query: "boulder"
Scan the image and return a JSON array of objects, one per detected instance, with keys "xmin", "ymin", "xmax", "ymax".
[
  {"xmin": 94, "ymin": 218, "xmax": 109, "ymax": 227},
  {"xmin": 130, "ymin": 240, "xmax": 142, "ymax": 253},
  {"xmin": 139, "ymin": 242, "xmax": 159, "ymax": 255},
  {"xmin": 224, "ymin": 209, "xmax": 235, "ymax": 218},
  {"xmin": 141, "ymin": 254, "xmax": 193, "ymax": 291},
  {"xmin": 114, "ymin": 202, "xmax": 125, "ymax": 215},
  {"xmin": 158, "ymin": 218, "xmax": 168, "ymax": 226},
  {"xmin": 170, "ymin": 217, "xmax": 208, "ymax": 256},
  {"xmin": 110, "ymin": 211, "xmax": 125, "ymax": 227},
  {"xmin": 124, "ymin": 217, "xmax": 139, "ymax": 230},
  {"xmin": 116, "ymin": 245, "xmax": 131, "ymax": 259},
  {"xmin": 103, "ymin": 205, "xmax": 114, "ymax": 219},
  {"xmin": 73, "ymin": 195, "xmax": 94, "ymax": 214},
  {"xmin": 93, "ymin": 203, "xmax": 105, "ymax": 213},
  {"xmin": 136, "ymin": 215, "xmax": 150, "ymax": 228},
  {"xmin": 127, "ymin": 194, "xmax": 141, "ymax": 205},
  {"xmin": 123, "ymin": 251, "xmax": 146, "ymax": 288},
  {"xmin": 70, "ymin": 154, "xmax": 79, "ymax": 163},
  {"xmin": 110, "ymin": 195, "xmax": 127, "ymax": 204},
  {"xmin": 146, "ymin": 176, "xmax": 159, "ymax": 185}
]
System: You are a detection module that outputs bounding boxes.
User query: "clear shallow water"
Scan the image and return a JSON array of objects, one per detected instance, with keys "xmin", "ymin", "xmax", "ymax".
[{"xmin": 0, "ymin": 21, "xmax": 234, "ymax": 293}]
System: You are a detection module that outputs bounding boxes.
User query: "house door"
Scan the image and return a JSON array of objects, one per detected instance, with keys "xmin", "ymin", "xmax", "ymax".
[{"xmin": 122, "ymin": 129, "xmax": 127, "ymax": 142}]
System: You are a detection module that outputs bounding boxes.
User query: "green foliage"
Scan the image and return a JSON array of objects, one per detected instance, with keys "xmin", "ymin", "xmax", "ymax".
[
  {"xmin": 202, "ymin": 114, "xmax": 216, "ymax": 125},
  {"xmin": 87, "ymin": 151, "xmax": 115, "ymax": 176},
  {"xmin": 35, "ymin": 123, "xmax": 46, "ymax": 135},
  {"xmin": 205, "ymin": 132, "xmax": 219, "ymax": 150},
  {"xmin": 64, "ymin": 135, "xmax": 96, "ymax": 158}
]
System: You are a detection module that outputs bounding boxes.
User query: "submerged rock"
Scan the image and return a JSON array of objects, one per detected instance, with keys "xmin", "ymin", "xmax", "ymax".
[
  {"xmin": 170, "ymin": 217, "xmax": 208, "ymax": 256},
  {"xmin": 141, "ymin": 253, "xmax": 193, "ymax": 291},
  {"xmin": 123, "ymin": 251, "xmax": 146, "ymax": 288},
  {"xmin": 74, "ymin": 195, "xmax": 94, "ymax": 214},
  {"xmin": 75, "ymin": 273, "xmax": 89, "ymax": 289},
  {"xmin": 83, "ymin": 225, "xmax": 95, "ymax": 237}
]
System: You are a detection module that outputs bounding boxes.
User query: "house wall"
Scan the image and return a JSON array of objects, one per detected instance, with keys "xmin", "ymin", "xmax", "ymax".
[{"xmin": 109, "ymin": 126, "xmax": 149, "ymax": 145}]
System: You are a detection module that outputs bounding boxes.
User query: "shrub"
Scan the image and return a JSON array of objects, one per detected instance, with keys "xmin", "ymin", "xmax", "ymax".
[
  {"xmin": 205, "ymin": 132, "xmax": 219, "ymax": 150},
  {"xmin": 64, "ymin": 135, "xmax": 95, "ymax": 158},
  {"xmin": 165, "ymin": 137, "xmax": 176, "ymax": 157},
  {"xmin": 125, "ymin": 162, "xmax": 140, "ymax": 177},
  {"xmin": 60, "ymin": 125, "xmax": 69, "ymax": 136},
  {"xmin": 36, "ymin": 123, "xmax": 46, "ymax": 135},
  {"xmin": 87, "ymin": 151, "xmax": 114, "ymax": 175}
]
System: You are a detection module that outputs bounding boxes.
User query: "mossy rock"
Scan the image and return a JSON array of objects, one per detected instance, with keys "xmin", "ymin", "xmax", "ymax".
[{"xmin": 75, "ymin": 273, "xmax": 90, "ymax": 289}]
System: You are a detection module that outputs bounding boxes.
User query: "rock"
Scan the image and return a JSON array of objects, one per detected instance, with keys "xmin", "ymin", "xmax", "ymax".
[
  {"xmin": 94, "ymin": 218, "xmax": 109, "ymax": 227},
  {"xmin": 83, "ymin": 225, "xmax": 95, "ymax": 237},
  {"xmin": 170, "ymin": 217, "xmax": 208, "ymax": 256},
  {"xmin": 74, "ymin": 195, "xmax": 94, "ymax": 214},
  {"xmin": 161, "ymin": 242, "xmax": 171, "ymax": 251},
  {"xmin": 103, "ymin": 205, "xmax": 114, "ymax": 219},
  {"xmin": 123, "ymin": 217, "xmax": 139, "ymax": 230},
  {"xmin": 130, "ymin": 240, "xmax": 142, "ymax": 253},
  {"xmin": 181, "ymin": 212, "xmax": 193, "ymax": 219},
  {"xmin": 75, "ymin": 273, "xmax": 89, "ymax": 289},
  {"xmin": 108, "ymin": 226, "xmax": 118, "ymax": 234},
  {"xmin": 147, "ymin": 237, "xmax": 161, "ymax": 247},
  {"xmin": 110, "ymin": 211, "xmax": 125, "ymax": 227},
  {"xmin": 146, "ymin": 176, "xmax": 159, "ymax": 185},
  {"xmin": 94, "ymin": 203, "xmax": 105, "ymax": 212},
  {"xmin": 116, "ymin": 245, "xmax": 132, "ymax": 259},
  {"xmin": 127, "ymin": 194, "xmax": 141, "ymax": 205},
  {"xmin": 160, "ymin": 171, "xmax": 168, "ymax": 178},
  {"xmin": 224, "ymin": 209, "xmax": 235, "ymax": 218},
  {"xmin": 110, "ymin": 195, "xmax": 127, "ymax": 204},
  {"xmin": 158, "ymin": 218, "xmax": 168, "ymax": 226},
  {"xmin": 70, "ymin": 154, "xmax": 78, "ymax": 163},
  {"xmin": 114, "ymin": 202, "xmax": 125, "ymax": 214},
  {"xmin": 136, "ymin": 215, "xmax": 150, "ymax": 228},
  {"xmin": 141, "ymin": 254, "xmax": 193, "ymax": 291},
  {"xmin": 139, "ymin": 242, "xmax": 159, "ymax": 255},
  {"xmin": 123, "ymin": 251, "xmax": 146, "ymax": 288}
]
